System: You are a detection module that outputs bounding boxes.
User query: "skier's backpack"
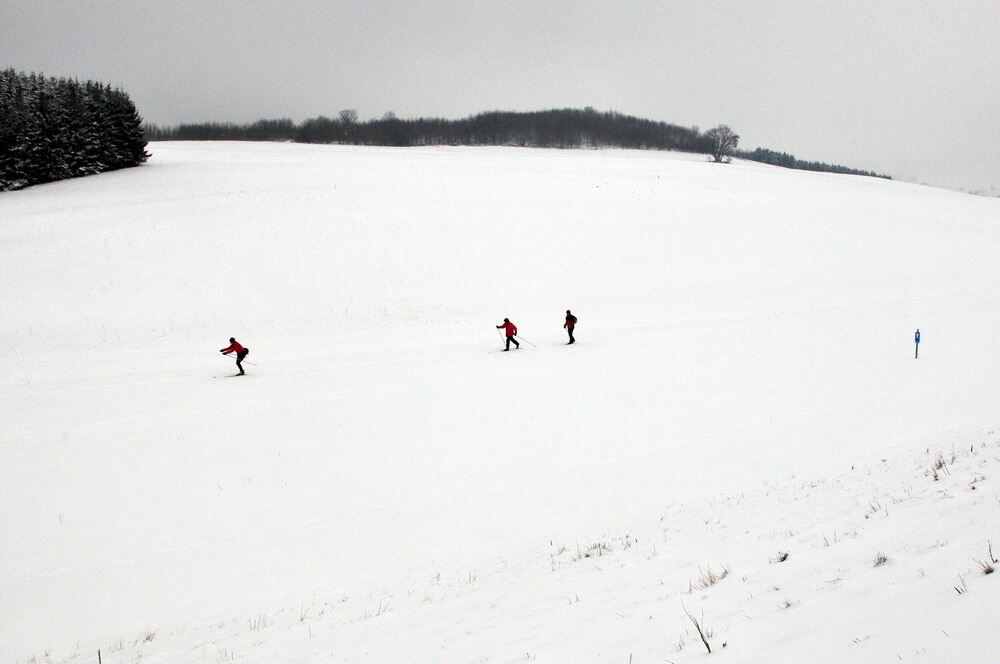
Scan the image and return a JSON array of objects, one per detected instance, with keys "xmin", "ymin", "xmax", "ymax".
[{"xmin": 568, "ymin": 314, "xmax": 577, "ymax": 324}]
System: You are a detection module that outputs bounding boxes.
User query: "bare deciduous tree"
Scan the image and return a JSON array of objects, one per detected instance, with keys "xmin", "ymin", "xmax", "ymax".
[
  {"xmin": 338, "ymin": 109, "xmax": 359, "ymax": 125},
  {"xmin": 705, "ymin": 124, "xmax": 739, "ymax": 162},
  {"xmin": 338, "ymin": 109, "xmax": 359, "ymax": 142}
]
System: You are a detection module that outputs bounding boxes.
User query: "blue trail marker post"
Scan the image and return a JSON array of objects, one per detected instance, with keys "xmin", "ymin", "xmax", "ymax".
[{"xmin": 914, "ymin": 328, "xmax": 921, "ymax": 359}]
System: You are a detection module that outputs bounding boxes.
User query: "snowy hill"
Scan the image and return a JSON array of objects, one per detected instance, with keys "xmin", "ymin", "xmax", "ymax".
[{"xmin": 1, "ymin": 142, "xmax": 998, "ymax": 663}]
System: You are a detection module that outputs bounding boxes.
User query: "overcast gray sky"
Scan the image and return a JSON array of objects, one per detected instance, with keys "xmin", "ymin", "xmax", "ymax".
[{"xmin": 3, "ymin": 0, "xmax": 997, "ymax": 192}]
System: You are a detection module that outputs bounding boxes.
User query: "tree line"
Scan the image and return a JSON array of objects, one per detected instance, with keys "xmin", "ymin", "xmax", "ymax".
[
  {"xmin": 735, "ymin": 147, "xmax": 890, "ymax": 179},
  {"xmin": 146, "ymin": 108, "xmax": 709, "ymax": 152},
  {"xmin": 146, "ymin": 107, "xmax": 889, "ymax": 179},
  {"xmin": 0, "ymin": 69, "xmax": 149, "ymax": 191},
  {"xmin": 0, "ymin": 74, "xmax": 890, "ymax": 192}
]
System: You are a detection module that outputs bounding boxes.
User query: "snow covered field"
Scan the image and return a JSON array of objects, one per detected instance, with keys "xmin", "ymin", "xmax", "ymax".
[{"xmin": 1, "ymin": 142, "xmax": 998, "ymax": 662}]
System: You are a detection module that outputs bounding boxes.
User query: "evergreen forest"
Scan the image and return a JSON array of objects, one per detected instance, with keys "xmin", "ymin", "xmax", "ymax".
[{"xmin": 0, "ymin": 69, "xmax": 149, "ymax": 191}]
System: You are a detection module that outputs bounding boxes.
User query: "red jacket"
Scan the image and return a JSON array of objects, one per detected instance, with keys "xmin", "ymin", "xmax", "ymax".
[
  {"xmin": 564, "ymin": 314, "xmax": 577, "ymax": 328},
  {"xmin": 498, "ymin": 321, "xmax": 517, "ymax": 337},
  {"xmin": 221, "ymin": 341, "xmax": 245, "ymax": 354}
]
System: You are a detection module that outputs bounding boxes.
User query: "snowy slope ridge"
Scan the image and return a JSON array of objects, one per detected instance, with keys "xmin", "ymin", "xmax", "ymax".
[{"xmin": 1, "ymin": 142, "xmax": 998, "ymax": 662}]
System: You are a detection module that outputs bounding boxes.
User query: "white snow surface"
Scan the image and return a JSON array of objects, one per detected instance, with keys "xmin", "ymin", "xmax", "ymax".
[{"xmin": 1, "ymin": 142, "xmax": 998, "ymax": 662}]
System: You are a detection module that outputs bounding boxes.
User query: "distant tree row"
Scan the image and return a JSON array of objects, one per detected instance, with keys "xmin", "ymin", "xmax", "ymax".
[
  {"xmin": 144, "ymin": 118, "xmax": 299, "ymax": 142},
  {"xmin": 146, "ymin": 108, "xmax": 709, "ymax": 152},
  {"xmin": 0, "ymin": 69, "xmax": 149, "ymax": 191},
  {"xmin": 735, "ymin": 147, "xmax": 891, "ymax": 179},
  {"xmin": 145, "ymin": 107, "xmax": 889, "ymax": 180}
]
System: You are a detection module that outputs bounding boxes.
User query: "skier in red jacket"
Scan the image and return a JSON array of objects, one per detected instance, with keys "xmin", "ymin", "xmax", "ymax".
[
  {"xmin": 496, "ymin": 318, "xmax": 519, "ymax": 351},
  {"xmin": 220, "ymin": 337, "xmax": 250, "ymax": 375},
  {"xmin": 564, "ymin": 309, "xmax": 577, "ymax": 344}
]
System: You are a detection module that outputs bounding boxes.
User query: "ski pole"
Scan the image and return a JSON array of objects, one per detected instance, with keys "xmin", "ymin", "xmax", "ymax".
[
  {"xmin": 216, "ymin": 351, "xmax": 257, "ymax": 366},
  {"xmin": 515, "ymin": 335, "xmax": 537, "ymax": 347}
]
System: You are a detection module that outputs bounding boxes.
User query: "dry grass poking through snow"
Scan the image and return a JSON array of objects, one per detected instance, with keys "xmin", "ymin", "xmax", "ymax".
[{"xmin": 23, "ymin": 436, "xmax": 1000, "ymax": 664}]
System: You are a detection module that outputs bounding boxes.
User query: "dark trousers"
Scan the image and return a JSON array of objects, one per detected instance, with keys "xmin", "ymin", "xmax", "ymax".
[
  {"xmin": 505, "ymin": 335, "xmax": 519, "ymax": 350},
  {"xmin": 566, "ymin": 326, "xmax": 575, "ymax": 343},
  {"xmin": 236, "ymin": 349, "xmax": 249, "ymax": 373}
]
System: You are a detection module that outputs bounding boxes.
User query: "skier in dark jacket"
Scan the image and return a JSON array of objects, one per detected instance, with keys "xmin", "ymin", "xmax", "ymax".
[
  {"xmin": 496, "ymin": 318, "xmax": 519, "ymax": 351},
  {"xmin": 220, "ymin": 337, "xmax": 249, "ymax": 374},
  {"xmin": 564, "ymin": 310, "xmax": 577, "ymax": 344}
]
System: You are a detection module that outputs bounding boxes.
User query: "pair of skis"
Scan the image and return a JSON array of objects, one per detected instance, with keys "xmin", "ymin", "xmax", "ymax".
[{"xmin": 215, "ymin": 351, "xmax": 256, "ymax": 378}]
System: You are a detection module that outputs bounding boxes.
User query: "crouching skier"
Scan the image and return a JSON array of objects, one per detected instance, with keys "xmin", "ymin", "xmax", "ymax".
[
  {"xmin": 496, "ymin": 318, "xmax": 520, "ymax": 351},
  {"xmin": 220, "ymin": 337, "xmax": 250, "ymax": 375}
]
